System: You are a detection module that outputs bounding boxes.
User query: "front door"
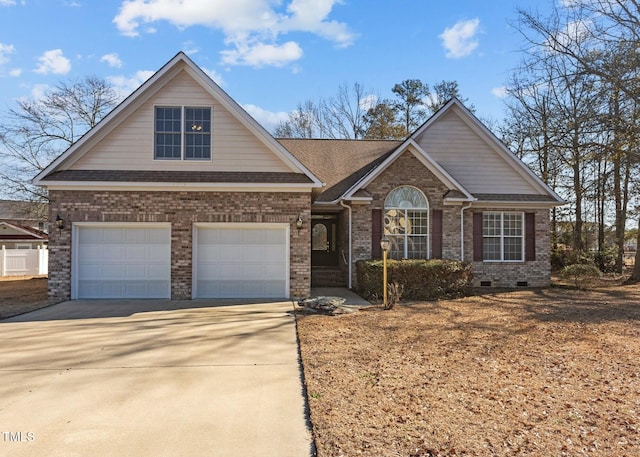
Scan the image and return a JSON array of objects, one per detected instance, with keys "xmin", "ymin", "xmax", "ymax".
[{"xmin": 311, "ymin": 219, "xmax": 338, "ymax": 266}]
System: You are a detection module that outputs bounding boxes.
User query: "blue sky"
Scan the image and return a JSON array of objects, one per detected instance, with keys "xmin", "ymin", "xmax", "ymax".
[{"xmin": 0, "ymin": 0, "xmax": 557, "ymax": 132}]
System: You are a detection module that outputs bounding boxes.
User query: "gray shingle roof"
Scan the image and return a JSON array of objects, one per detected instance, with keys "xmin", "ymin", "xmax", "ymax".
[
  {"xmin": 41, "ymin": 170, "xmax": 314, "ymax": 184},
  {"xmin": 277, "ymin": 139, "xmax": 401, "ymax": 203}
]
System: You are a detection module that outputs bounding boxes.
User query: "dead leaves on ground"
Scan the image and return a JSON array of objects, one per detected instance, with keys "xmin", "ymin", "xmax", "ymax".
[{"xmin": 297, "ymin": 286, "xmax": 640, "ymax": 456}]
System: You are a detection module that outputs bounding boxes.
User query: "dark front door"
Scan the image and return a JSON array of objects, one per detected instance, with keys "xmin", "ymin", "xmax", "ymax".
[{"xmin": 311, "ymin": 219, "xmax": 338, "ymax": 266}]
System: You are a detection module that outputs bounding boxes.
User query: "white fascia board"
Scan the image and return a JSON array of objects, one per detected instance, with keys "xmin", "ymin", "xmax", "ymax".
[
  {"xmin": 340, "ymin": 139, "xmax": 472, "ymax": 201},
  {"xmin": 0, "ymin": 222, "xmax": 43, "ymax": 237},
  {"xmin": 40, "ymin": 181, "xmax": 315, "ymax": 193},
  {"xmin": 469, "ymin": 200, "xmax": 564, "ymax": 209},
  {"xmin": 33, "ymin": 52, "xmax": 323, "ymax": 189},
  {"xmin": 442, "ymin": 100, "xmax": 564, "ymax": 203},
  {"xmin": 181, "ymin": 60, "xmax": 323, "ymax": 187},
  {"xmin": 33, "ymin": 56, "xmax": 179, "ymax": 185}
]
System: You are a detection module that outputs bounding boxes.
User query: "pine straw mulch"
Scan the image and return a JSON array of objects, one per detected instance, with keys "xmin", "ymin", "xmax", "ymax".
[{"xmin": 296, "ymin": 281, "xmax": 640, "ymax": 457}]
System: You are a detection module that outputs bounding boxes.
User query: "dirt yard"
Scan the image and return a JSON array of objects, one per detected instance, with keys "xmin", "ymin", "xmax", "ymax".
[
  {"xmin": 297, "ymin": 283, "xmax": 640, "ymax": 456},
  {"xmin": 0, "ymin": 276, "xmax": 53, "ymax": 319}
]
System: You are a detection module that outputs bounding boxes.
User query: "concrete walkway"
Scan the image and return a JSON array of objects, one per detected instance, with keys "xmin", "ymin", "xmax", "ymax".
[{"xmin": 0, "ymin": 300, "xmax": 312, "ymax": 456}]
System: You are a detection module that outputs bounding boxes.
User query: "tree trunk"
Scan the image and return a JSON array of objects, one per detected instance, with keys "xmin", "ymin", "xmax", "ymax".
[{"xmin": 627, "ymin": 218, "xmax": 640, "ymax": 283}]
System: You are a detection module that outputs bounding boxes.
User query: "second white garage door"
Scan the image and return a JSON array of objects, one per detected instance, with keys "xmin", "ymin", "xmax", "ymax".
[{"xmin": 194, "ymin": 224, "xmax": 289, "ymax": 299}]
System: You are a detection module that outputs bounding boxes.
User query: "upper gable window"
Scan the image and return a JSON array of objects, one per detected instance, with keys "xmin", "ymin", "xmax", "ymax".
[{"xmin": 154, "ymin": 106, "xmax": 211, "ymax": 160}]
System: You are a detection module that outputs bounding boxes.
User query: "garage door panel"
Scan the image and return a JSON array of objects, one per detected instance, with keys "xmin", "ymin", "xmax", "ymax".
[
  {"xmin": 75, "ymin": 225, "xmax": 171, "ymax": 299},
  {"xmin": 195, "ymin": 226, "xmax": 288, "ymax": 298}
]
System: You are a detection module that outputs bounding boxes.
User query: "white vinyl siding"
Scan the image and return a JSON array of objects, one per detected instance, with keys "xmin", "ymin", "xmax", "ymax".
[
  {"xmin": 73, "ymin": 224, "xmax": 171, "ymax": 299},
  {"xmin": 415, "ymin": 109, "xmax": 540, "ymax": 194},
  {"xmin": 193, "ymin": 224, "xmax": 289, "ymax": 299},
  {"xmin": 69, "ymin": 69, "xmax": 292, "ymax": 173}
]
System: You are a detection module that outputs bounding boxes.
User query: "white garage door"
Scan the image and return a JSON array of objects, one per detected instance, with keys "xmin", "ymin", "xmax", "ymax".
[
  {"xmin": 194, "ymin": 224, "xmax": 289, "ymax": 299},
  {"xmin": 74, "ymin": 224, "xmax": 171, "ymax": 299}
]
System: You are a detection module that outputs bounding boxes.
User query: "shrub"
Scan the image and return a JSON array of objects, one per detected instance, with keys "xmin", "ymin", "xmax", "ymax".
[
  {"xmin": 593, "ymin": 247, "xmax": 617, "ymax": 273},
  {"xmin": 356, "ymin": 259, "xmax": 473, "ymax": 301},
  {"xmin": 561, "ymin": 263, "xmax": 602, "ymax": 290},
  {"xmin": 384, "ymin": 281, "xmax": 404, "ymax": 310}
]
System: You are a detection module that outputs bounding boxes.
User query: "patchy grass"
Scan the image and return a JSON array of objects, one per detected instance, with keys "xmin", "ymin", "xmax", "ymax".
[{"xmin": 297, "ymin": 284, "xmax": 640, "ymax": 456}]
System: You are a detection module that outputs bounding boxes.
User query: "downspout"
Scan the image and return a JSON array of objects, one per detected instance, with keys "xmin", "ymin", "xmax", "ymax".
[
  {"xmin": 339, "ymin": 200, "xmax": 353, "ymax": 289},
  {"xmin": 460, "ymin": 202, "xmax": 473, "ymax": 261}
]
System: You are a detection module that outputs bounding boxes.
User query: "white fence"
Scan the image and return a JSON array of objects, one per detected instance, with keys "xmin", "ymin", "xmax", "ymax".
[{"xmin": 0, "ymin": 247, "xmax": 48, "ymax": 277}]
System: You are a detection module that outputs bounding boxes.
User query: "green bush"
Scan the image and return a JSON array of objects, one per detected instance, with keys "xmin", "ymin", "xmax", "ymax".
[
  {"xmin": 356, "ymin": 259, "xmax": 473, "ymax": 301},
  {"xmin": 561, "ymin": 263, "xmax": 602, "ymax": 290}
]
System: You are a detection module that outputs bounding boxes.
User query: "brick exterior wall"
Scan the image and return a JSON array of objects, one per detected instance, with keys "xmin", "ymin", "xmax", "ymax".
[
  {"xmin": 48, "ymin": 190, "xmax": 311, "ymax": 300},
  {"xmin": 465, "ymin": 208, "xmax": 551, "ymax": 288},
  {"xmin": 350, "ymin": 151, "xmax": 456, "ymax": 287},
  {"xmin": 345, "ymin": 151, "xmax": 552, "ymax": 289}
]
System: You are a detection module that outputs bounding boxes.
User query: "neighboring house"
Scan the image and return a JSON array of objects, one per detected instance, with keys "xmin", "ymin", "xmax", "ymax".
[
  {"xmin": 34, "ymin": 52, "xmax": 564, "ymax": 301},
  {"xmin": 0, "ymin": 199, "xmax": 49, "ymax": 233},
  {"xmin": 0, "ymin": 222, "xmax": 48, "ymax": 249}
]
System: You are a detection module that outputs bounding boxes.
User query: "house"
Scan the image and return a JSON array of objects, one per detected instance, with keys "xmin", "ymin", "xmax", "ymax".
[
  {"xmin": 0, "ymin": 222, "xmax": 48, "ymax": 249},
  {"xmin": 33, "ymin": 52, "xmax": 563, "ymax": 300},
  {"xmin": 0, "ymin": 199, "xmax": 49, "ymax": 233},
  {"xmin": 0, "ymin": 200, "xmax": 48, "ymax": 249}
]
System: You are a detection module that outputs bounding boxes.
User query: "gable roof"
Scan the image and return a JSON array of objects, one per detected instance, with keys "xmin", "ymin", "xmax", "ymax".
[
  {"xmin": 33, "ymin": 52, "xmax": 322, "ymax": 189},
  {"xmin": 411, "ymin": 98, "xmax": 564, "ymax": 203},
  {"xmin": 278, "ymin": 139, "xmax": 400, "ymax": 203},
  {"xmin": 0, "ymin": 222, "xmax": 48, "ymax": 241}
]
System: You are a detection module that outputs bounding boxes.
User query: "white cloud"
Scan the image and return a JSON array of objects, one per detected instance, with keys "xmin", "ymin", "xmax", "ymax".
[
  {"xmin": 9, "ymin": 68, "xmax": 21, "ymax": 77},
  {"xmin": 101, "ymin": 52, "xmax": 123, "ymax": 68},
  {"xmin": 359, "ymin": 94, "xmax": 378, "ymax": 112},
  {"xmin": 0, "ymin": 0, "xmax": 16, "ymax": 6},
  {"xmin": 439, "ymin": 18, "xmax": 480, "ymax": 59},
  {"xmin": 35, "ymin": 49, "xmax": 71, "ymax": 74},
  {"xmin": 201, "ymin": 67, "xmax": 224, "ymax": 86},
  {"xmin": 242, "ymin": 104, "xmax": 289, "ymax": 132},
  {"xmin": 30, "ymin": 83, "xmax": 50, "ymax": 100},
  {"xmin": 0, "ymin": 43, "xmax": 15, "ymax": 64},
  {"xmin": 221, "ymin": 41, "xmax": 303, "ymax": 67},
  {"xmin": 108, "ymin": 70, "xmax": 155, "ymax": 100},
  {"xmin": 113, "ymin": 0, "xmax": 354, "ymax": 67},
  {"xmin": 491, "ymin": 86, "xmax": 507, "ymax": 99}
]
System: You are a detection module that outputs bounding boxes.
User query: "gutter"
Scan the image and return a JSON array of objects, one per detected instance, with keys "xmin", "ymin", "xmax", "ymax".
[
  {"xmin": 460, "ymin": 202, "xmax": 474, "ymax": 261},
  {"xmin": 339, "ymin": 200, "xmax": 352, "ymax": 289}
]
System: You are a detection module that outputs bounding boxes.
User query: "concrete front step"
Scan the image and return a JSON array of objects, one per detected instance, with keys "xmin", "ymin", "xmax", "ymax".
[{"xmin": 311, "ymin": 267, "xmax": 346, "ymax": 287}]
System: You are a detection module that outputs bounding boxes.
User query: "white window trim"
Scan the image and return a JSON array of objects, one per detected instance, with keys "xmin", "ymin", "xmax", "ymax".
[
  {"xmin": 482, "ymin": 211, "xmax": 525, "ymax": 262},
  {"xmin": 153, "ymin": 105, "xmax": 213, "ymax": 162},
  {"xmin": 384, "ymin": 185, "xmax": 430, "ymax": 260}
]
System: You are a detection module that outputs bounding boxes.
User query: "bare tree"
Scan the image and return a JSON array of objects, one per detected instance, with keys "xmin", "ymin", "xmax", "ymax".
[{"xmin": 0, "ymin": 76, "xmax": 118, "ymax": 201}]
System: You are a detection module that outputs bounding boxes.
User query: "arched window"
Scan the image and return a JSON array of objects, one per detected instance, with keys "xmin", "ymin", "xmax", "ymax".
[{"xmin": 384, "ymin": 186, "xmax": 429, "ymax": 259}]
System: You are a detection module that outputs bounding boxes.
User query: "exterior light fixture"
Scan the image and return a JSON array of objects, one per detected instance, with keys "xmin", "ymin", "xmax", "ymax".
[
  {"xmin": 296, "ymin": 214, "xmax": 303, "ymax": 230},
  {"xmin": 55, "ymin": 214, "xmax": 64, "ymax": 232},
  {"xmin": 380, "ymin": 236, "xmax": 390, "ymax": 308}
]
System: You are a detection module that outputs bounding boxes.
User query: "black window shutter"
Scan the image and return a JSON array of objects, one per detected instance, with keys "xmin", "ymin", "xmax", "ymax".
[
  {"xmin": 473, "ymin": 212, "xmax": 483, "ymax": 261},
  {"xmin": 372, "ymin": 209, "xmax": 382, "ymax": 259},
  {"xmin": 525, "ymin": 212, "xmax": 536, "ymax": 261},
  {"xmin": 432, "ymin": 209, "xmax": 443, "ymax": 259}
]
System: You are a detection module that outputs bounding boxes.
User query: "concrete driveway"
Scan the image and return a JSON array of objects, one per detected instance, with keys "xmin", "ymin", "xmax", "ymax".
[{"xmin": 0, "ymin": 300, "xmax": 313, "ymax": 456}]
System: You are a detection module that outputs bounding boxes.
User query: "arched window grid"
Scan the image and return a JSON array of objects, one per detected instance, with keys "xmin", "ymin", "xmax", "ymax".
[{"xmin": 383, "ymin": 186, "xmax": 430, "ymax": 260}]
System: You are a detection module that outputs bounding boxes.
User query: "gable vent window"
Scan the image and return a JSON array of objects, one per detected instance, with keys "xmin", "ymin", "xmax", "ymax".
[{"xmin": 154, "ymin": 106, "xmax": 211, "ymax": 160}]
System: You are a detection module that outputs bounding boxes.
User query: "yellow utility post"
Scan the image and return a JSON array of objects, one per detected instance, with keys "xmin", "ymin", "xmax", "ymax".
[{"xmin": 380, "ymin": 237, "xmax": 390, "ymax": 308}]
